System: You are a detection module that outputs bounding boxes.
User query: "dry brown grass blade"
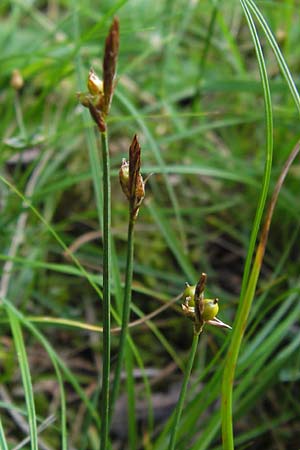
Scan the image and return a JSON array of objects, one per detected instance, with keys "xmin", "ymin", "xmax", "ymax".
[
  {"xmin": 113, "ymin": 293, "xmax": 181, "ymax": 334},
  {"xmin": 103, "ymin": 17, "xmax": 120, "ymax": 115},
  {"xmin": 29, "ymin": 294, "xmax": 181, "ymax": 335},
  {"xmin": 256, "ymin": 139, "xmax": 300, "ymax": 267}
]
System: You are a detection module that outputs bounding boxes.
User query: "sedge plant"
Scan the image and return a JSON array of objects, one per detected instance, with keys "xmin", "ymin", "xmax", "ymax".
[
  {"xmin": 2, "ymin": 2, "xmax": 299, "ymax": 448},
  {"xmin": 168, "ymin": 273, "xmax": 231, "ymax": 450},
  {"xmin": 77, "ymin": 17, "xmax": 120, "ymax": 450},
  {"xmin": 78, "ymin": 19, "xmax": 149, "ymax": 448},
  {"xmin": 110, "ymin": 134, "xmax": 146, "ymax": 418},
  {"xmin": 77, "ymin": 14, "xmax": 234, "ymax": 450}
]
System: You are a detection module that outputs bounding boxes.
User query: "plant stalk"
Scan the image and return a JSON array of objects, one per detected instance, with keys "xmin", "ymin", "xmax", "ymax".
[
  {"xmin": 100, "ymin": 130, "xmax": 111, "ymax": 450},
  {"xmin": 168, "ymin": 332, "xmax": 199, "ymax": 450},
  {"xmin": 110, "ymin": 216, "xmax": 135, "ymax": 418},
  {"xmin": 125, "ymin": 346, "xmax": 138, "ymax": 449}
]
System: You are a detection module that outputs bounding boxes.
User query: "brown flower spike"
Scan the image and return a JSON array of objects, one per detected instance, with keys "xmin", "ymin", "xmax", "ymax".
[
  {"xmin": 77, "ymin": 17, "xmax": 119, "ymax": 132},
  {"xmin": 119, "ymin": 135, "xmax": 145, "ymax": 220},
  {"xmin": 103, "ymin": 17, "xmax": 119, "ymax": 116}
]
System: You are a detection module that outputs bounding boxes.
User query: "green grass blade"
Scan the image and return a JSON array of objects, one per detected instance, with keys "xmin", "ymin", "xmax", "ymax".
[
  {"xmin": 0, "ymin": 418, "xmax": 9, "ymax": 450},
  {"xmin": 6, "ymin": 309, "xmax": 38, "ymax": 450},
  {"xmin": 3, "ymin": 297, "xmax": 100, "ymax": 431},
  {"xmin": 221, "ymin": 1, "xmax": 274, "ymax": 448},
  {"xmin": 245, "ymin": 0, "xmax": 300, "ymax": 114},
  {"xmin": 0, "ymin": 166, "xmax": 153, "ymax": 442}
]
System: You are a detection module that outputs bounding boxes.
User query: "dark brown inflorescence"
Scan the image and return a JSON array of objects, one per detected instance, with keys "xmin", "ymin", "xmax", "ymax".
[
  {"xmin": 119, "ymin": 135, "xmax": 145, "ymax": 221},
  {"xmin": 77, "ymin": 17, "xmax": 120, "ymax": 132}
]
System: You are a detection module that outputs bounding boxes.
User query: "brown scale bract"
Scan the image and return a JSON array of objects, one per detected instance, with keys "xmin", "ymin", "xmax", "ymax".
[{"xmin": 103, "ymin": 17, "xmax": 120, "ymax": 116}]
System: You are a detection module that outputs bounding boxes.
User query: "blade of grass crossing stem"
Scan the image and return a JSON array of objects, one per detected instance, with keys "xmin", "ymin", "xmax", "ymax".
[
  {"xmin": 222, "ymin": 1, "xmax": 273, "ymax": 449},
  {"xmin": 246, "ymin": 0, "xmax": 300, "ymax": 114},
  {"xmin": 7, "ymin": 309, "xmax": 38, "ymax": 450},
  {"xmin": 0, "ymin": 419, "xmax": 8, "ymax": 450},
  {"xmin": 168, "ymin": 333, "xmax": 199, "ymax": 450}
]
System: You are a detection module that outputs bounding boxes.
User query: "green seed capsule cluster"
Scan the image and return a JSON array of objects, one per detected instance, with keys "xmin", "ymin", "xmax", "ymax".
[{"xmin": 182, "ymin": 284, "xmax": 219, "ymax": 321}]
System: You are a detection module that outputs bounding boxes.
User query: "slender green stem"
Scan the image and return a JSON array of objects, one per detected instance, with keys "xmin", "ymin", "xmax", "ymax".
[
  {"xmin": 110, "ymin": 217, "xmax": 135, "ymax": 418},
  {"xmin": 125, "ymin": 346, "xmax": 137, "ymax": 449},
  {"xmin": 168, "ymin": 333, "xmax": 199, "ymax": 450},
  {"xmin": 100, "ymin": 131, "xmax": 111, "ymax": 450}
]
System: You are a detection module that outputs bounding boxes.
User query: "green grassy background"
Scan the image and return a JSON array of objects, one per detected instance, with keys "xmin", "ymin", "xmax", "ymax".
[{"xmin": 1, "ymin": 0, "xmax": 300, "ymax": 448}]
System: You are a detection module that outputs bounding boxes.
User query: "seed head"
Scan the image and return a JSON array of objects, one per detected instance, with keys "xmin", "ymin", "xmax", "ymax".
[{"xmin": 119, "ymin": 135, "xmax": 146, "ymax": 220}]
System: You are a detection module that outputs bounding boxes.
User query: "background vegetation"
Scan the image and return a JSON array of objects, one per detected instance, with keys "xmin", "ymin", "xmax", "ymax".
[{"xmin": 1, "ymin": 0, "xmax": 300, "ymax": 448}]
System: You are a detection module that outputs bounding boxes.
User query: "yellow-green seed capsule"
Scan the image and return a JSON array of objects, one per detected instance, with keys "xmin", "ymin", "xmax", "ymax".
[
  {"xmin": 119, "ymin": 159, "xmax": 130, "ymax": 200},
  {"xmin": 202, "ymin": 298, "xmax": 219, "ymax": 321},
  {"xmin": 11, "ymin": 69, "xmax": 24, "ymax": 90},
  {"xmin": 87, "ymin": 69, "xmax": 103, "ymax": 96},
  {"xmin": 182, "ymin": 284, "xmax": 196, "ymax": 307}
]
